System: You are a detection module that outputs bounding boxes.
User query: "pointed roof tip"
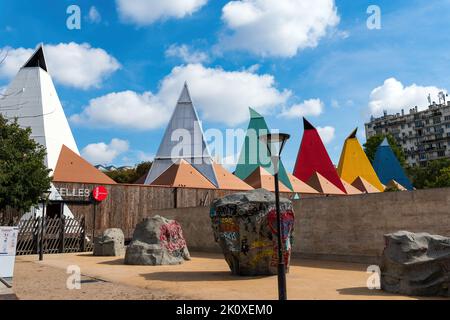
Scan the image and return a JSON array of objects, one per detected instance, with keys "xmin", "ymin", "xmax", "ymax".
[
  {"xmin": 178, "ymin": 81, "xmax": 192, "ymax": 103},
  {"xmin": 347, "ymin": 128, "xmax": 358, "ymax": 139},
  {"xmin": 380, "ymin": 137, "xmax": 389, "ymax": 147},
  {"xmin": 249, "ymin": 107, "xmax": 263, "ymax": 119},
  {"xmin": 22, "ymin": 44, "xmax": 48, "ymax": 72},
  {"xmin": 303, "ymin": 117, "xmax": 315, "ymax": 130}
]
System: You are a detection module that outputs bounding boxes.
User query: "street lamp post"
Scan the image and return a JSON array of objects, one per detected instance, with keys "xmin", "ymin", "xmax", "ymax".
[
  {"xmin": 259, "ymin": 132, "xmax": 290, "ymax": 301},
  {"xmin": 39, "ymin": 189, "xmax": 52, "ymax": 261}
]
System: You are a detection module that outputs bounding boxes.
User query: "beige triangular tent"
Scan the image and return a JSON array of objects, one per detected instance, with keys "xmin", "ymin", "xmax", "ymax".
[
  {"xmin": 151, "ymin": 159, "xmax": 217, "ymax": 189},
  {"xmin": 351, "ymin": 176, "xmax": 381, "ymax": 193},
  {"xmin": 53, "ymin": 145, "xmax": 116, "ymax": 184},
  {"xmin": 244, "ymin": 167, "xmax": 292, "ymax": 192},
  {"xmin": 213, "ymin": 163, "xmax": 254, "ymax": 191},
  {"xmin": 288, "ymin": 174, "xmax": 319, "ymax": 195},
  {"xmin": 386, "ymin": 179, "xmax": 407, "ymax": 191},
  {"xmin": 307, "ymin": 172, "xmax": 346, "ymax": 195},
  {"xmin": 340, "ymin": 178, "xmax": 363, "ymax": 195}
]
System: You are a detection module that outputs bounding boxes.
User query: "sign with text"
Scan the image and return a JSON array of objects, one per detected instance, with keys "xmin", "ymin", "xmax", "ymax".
[
  {"xmin": 56, "ymin": 187, "xmax": 91, "ymax": 199},
  {"xmin": 92, "ymin": 186, "xmax": 108, "ymax": 202},
  {"xmin": 0, "ymin": 226, "xmax": 19, "ymax": 279}
]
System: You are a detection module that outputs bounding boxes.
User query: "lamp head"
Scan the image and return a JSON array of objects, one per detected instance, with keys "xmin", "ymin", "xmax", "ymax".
[{"xmin": 259, "ymin": 132, "xmax": 290, "ymax": 157}]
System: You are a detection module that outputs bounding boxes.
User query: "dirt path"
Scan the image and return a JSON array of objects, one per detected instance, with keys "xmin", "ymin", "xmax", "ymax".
[
  {"xmin": 13, "ymin": 260, "xmax": 181, "ymax": 300},
  {"xmin": 9, "ymin": 252, "xmax": 437, "ymax": 300}
]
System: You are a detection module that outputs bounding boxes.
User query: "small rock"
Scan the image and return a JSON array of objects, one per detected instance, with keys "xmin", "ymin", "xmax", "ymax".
[
  {"xmin": 124, "ymin": 216, "xmax": 190, "ymax": 265},
  {"xmin": 93, "ymin": 228, "xmax": 125, "ymax": 256}
]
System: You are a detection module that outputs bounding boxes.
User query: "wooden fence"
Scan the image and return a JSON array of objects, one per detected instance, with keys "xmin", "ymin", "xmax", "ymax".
[
  {"xmin": 15, "ymin": 217, "xmax": 92, "ymax": 256},
  {"xmin": 52, "ymin": 183, "xmax": 292, "ymax": 239}
]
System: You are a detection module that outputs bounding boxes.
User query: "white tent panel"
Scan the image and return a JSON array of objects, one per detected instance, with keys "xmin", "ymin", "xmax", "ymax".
[{"xmin": 0, "ymin": 46, "xmax": 79, "ymax": 172}]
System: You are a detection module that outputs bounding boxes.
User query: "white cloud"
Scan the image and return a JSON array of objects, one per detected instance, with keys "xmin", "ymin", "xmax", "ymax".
[
  {"xmin": 0, "ymin": 43, "xmax": 120, "ymax": 89},
  {"xmin": 368, "ymin": 78, "xmax": 446, "ymax": 116},
  {"xmin": 279, "ymin": 98, "xmax": 323, "ymax": 119},
  {"xmin": 317, "ymin": 126, "xmax": 335, "ymax": 144},
  {"xmin": 87, "ymin": 6, "xmax": 102, "ymax": 24},
  {"xmin": 165, "ymin": 44, "xmax": 209, "ymax": 64},
  {"xmin": 81, "ymin": 139, "xmax": 129, "ymax": 165},
  {"xmin": 220, "ymin": 0, "xmax": 340, "ymax": 57},
  {"xmin": 116, "ymin": 0, "xmax": 208, "ymax": 25},
  {"xmin": 70, "ymin": 90, "xmax": 167, "ymax": 130},
  {"xmin": 71, "ymin": 63, "xmax": 291, "ymax": 129}
]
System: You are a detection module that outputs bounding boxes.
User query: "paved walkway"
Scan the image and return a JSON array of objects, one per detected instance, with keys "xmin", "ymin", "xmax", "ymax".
[{"xmin": 12, "ymin": 252, "xmax": 440, "ymax": 300}]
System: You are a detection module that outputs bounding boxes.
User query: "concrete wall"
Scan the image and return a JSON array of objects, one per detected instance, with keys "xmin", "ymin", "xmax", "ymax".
[{"xmin": 152, "ymin": 188, "xmax": 450, "ymax": 264}]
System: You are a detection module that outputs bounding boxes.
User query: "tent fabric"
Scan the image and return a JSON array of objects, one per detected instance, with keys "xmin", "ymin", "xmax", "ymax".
[
  {"xmin": 288, "ymin": 174, "xmax": 319, "ymax": 194},
  {"xmin": 0, "ymin": 45, "xmax": 79, "ymax": 172},
  {"xmin": 244, "ymin": 167, "xmax": 292, "ymax": 193},
  {"xmin": 234, "ymin": 108, "xmax": 293, "ymax": 191},
  {"xmin": 306, "ymin": 172, "xmax": 346, "ymax": 195},
  {"xmin": 372, "ymin": 138, "xmax": 413, "ymax": 190},
  {"xmin": 151, "ymin": 159, "xmax": 217, "ymax": 189},
  {"xmin": 351, "ymin": 176, "xmax": 381, "ymax": 194},
  {"xmin": 337, "ymin": 129, "xmax": 385, "ymax": 192},
  {"xmin": 386, "ymin": 179, "xmax": 407, "ymax": 191},
  {"xmin": 293, "ymin": 118, "xmax": 346, "ymax": 193},
  {"xmin": 213, "ymin": 163, "xmax": 254, "ymax": 191},
  {"xmin": 340, "ymin": 179, "xmax": 363, "ymax": 195},
  {"xmin": 144, "ymin": 83, "xmax": 219, "ymax": 187},
  {"xmin": 53, "ymin": 145, "xmax": 116, "ymax": 185}
]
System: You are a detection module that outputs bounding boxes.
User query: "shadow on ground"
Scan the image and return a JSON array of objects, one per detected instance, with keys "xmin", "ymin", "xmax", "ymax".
[{"xmin": 140, "ymin": 271, "xmax": 271, "ymax": 282}]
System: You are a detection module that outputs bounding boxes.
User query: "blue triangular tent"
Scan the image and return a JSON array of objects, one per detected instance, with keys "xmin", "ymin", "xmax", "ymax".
[{"xmin": 373, "ymin": 138, "xmax": 413, "ymax": 190}]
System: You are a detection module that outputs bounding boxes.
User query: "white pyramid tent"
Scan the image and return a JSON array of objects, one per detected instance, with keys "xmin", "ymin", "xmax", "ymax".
[
  {"xmin": 144, "ymin": 83, "xmax": 219, "ymax": 187},
  {"xmin": 0, "ymin": 45, "xmax": 79, "ymax": 172}
]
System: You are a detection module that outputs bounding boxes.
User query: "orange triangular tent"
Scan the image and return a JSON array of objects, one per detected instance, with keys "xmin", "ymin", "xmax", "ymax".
[
  {"xmin": 307, "ymin": 172, "xmax": 346, "ymax": 195},
  {"xmin": 351, "ymin": 176, "xmax": 381, "ymax": 193},
  {"xmin": 151, "ymin": 159, "xmax": 216, "ymax": 189},
  {"xmin": 244, "ymin": 167, "xmax": 292, "ymax": 192},
  {"xmin": 53, "ymin": 145, "xmax": 116, "ymax": 184},
  {"xmin": 340, "ymin": 178, "xmax": 363, "ymax": 195},
  {"xmin": 288, "ymin": 174, "xmax": 319, "ymax": 195},
  {"xmin": 213, "ymin": 163, "xmax": 254, "ymax": 191}
]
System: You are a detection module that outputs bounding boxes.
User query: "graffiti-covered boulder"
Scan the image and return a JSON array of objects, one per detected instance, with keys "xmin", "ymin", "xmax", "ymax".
[
  {"xmin": 210, "ymin": 189, "xmax": 294, "ymax": 276},
  {"xmin": 381, "ymin": 231, "xmax": 450, "ymax": 297},
  {"xmin": 93, "ymin": 228, "xmax": 125, "ymax": 256},
  {"xmin": 124, "ymin": 215, "xmax": 191, "ymax": 265}
]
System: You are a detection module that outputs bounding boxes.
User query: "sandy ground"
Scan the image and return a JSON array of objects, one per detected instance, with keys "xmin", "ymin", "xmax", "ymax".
[
  {"xmin": 12, "ymin": 260, "xmax": 180, "ymax": 300},
  {"xmin": 8, "ymin": 252, "xmax": 446, "ymax": 300}
]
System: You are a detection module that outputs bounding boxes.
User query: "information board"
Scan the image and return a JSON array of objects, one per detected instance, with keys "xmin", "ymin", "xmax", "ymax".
[{"xmin": 0, "ymin": 226, "xmax": 19, "ymax": 279}]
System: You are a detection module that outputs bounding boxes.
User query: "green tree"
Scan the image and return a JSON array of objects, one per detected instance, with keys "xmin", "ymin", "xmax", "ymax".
[
  {"xmin": 431, "ymin": 167, "xmax": 450, "ymax": 188},
  {"xmin": 407, "ymin": 159, "xmax": 450, "ymax": 189},
  {"xmin": 0, "ymin": 115, "xmax": 52, "ymax": 213},
  {"xmin": 364, "ymin": 134, "xmax": 406, "ymax": 167},
  {"xmin": 105, "ymin": 161, "xmax": 152, "ymax": 184}
]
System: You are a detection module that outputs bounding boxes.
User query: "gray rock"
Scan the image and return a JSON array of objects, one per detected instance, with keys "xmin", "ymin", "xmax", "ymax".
[
  {"xmin": 381, "ymin": 230, "xmax": 450, "ymax": 297},
  {"xmin": 210, "ymin": 189, "xmax": 295, "ymax": 276},
  {"xmin": 93, "ymin": 228, "xmax": 125, "ymax": 256},
  {"xmin": 124, "ymin": 215, "xmax": 190, "ymax": 265}
]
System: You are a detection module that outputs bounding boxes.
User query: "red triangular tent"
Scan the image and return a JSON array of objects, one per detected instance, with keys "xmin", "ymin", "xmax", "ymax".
[{"xmin": 293, "ymin": 118, "xmax": 346, "ymax": 193}]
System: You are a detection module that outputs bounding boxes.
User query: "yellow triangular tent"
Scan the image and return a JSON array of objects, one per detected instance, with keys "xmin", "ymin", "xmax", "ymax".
[{"xmin": 337, "ymin": 129, "xmax": 385, "ymax": 191}]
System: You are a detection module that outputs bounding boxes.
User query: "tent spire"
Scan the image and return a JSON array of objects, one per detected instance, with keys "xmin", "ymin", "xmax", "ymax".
[{"xmin": 22, "ymin": 44, "xmax": 48, "ymax": 72}]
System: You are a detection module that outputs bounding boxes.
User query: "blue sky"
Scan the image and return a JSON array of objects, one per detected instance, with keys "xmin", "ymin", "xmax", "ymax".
[{"xmin": 1, "ymin": 0, "xmax": 450, "ymax": 171}]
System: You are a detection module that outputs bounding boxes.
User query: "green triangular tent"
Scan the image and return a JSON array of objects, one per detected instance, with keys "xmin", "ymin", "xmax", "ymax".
[{"xmin": 235, "ymin": 108, "xmax": 293, "ymax": 191}]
